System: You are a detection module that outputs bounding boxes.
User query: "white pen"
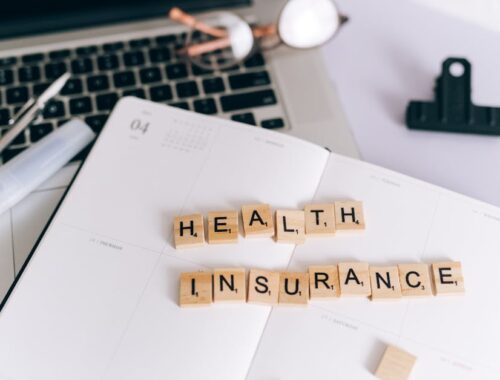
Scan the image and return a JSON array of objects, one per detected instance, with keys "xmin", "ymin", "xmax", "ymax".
[
  {"xmin": 0, "ymin": 72, "xmax": 70, "ymax": 154},
  {"xmin": 0, "ymin": 119, "xmax": 95, "ymax": 215}
]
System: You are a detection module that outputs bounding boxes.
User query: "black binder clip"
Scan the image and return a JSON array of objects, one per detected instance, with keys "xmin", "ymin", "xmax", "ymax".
[{"xmin": 406, "ymin": 57, "xmax": 500, "ymax": 135}]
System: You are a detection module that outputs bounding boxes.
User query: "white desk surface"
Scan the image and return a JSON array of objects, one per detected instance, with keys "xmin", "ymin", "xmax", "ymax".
[{"xmin": 322, "ymin": 0, "xmax": 500, "ymax": 207}]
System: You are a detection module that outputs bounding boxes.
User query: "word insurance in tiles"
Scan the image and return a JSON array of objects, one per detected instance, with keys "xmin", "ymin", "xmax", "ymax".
[
  {"xmin": 179, "ymin": 262, "xmax": 465, "ymax": 307},
  {"xmin": 173, "ymin": 201, "xmax": 365, "ymax": 248}
]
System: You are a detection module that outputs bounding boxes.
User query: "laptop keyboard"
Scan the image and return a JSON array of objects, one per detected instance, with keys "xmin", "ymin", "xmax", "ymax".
[{"xmin": 0, "ymin": 31, "xmax": 286, "ymax": 164}]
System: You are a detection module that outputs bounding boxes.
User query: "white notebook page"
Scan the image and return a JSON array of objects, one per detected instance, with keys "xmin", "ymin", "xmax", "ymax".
[
  {"xmin": 247, "ymin": 154, "xmax": 500, "ymax": 379},
  {"xmin": 0, "ymin": 98, "xmax": 329, "ymax": 380}
]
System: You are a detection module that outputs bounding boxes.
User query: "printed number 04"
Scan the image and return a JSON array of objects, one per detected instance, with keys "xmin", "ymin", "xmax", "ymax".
[{"xmin": 130, "ymin": 119, "xmax": 150, "ymax": 134}]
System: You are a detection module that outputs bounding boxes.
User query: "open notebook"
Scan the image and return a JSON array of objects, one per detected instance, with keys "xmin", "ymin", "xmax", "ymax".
[{"xmin": 0, "ymin": 97, "xmax": 498, "ymax": 379}]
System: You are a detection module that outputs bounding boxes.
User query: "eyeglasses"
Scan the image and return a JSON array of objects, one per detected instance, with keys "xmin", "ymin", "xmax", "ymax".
[{"xmin": 168, "ymin": 0, "xmax": 348, "ymax": 70}]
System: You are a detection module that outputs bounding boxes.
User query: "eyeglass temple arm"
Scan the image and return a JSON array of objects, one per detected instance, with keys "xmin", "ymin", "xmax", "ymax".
[
  {"xmin": 168, "ymin": 7, "xmax": 228, "ymax": 38},
  {"xmin": 252, "ymin": 24, "xmax": 277, "ymax": 38},
  {"xmin": 184, "ymin": 37, "xmax": 231, "ymax": 57}
]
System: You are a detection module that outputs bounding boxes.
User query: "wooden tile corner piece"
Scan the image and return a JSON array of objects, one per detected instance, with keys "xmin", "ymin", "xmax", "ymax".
[
  {"xmin": 241, "ymin": 204, "xmax": 274, "ymax": 238},
  {"xmin": 304, "ymin": 204, "xmax": 336, "ymax": 236},
  {"xmin": 432, "ymin": 261, "xmax": 465, "ymax": 295},
  {"xmin": 179, "ymin": 272, "xmax": 212, "ymax": 307},
  {"xmin": 213, "ymin": 268, "xmax": 246, "ymax": 303},
  {"xmin": 375, "ymin": 344, "xmax": 417, "ymax": 380},
  {"xmin": 174, "ymin": 214, "xmax": 205, "ymax": 249},
  {"xmin": 338, "ymin": 262, "xmax": 371, "ymax": 297},
  {"xmin": 247, "ymin": 269, "xmax": 280, "ymax": 305},
  {"xmin": 279, "ymin": 272, "xmax": 309, "ymax": 306},
  {"xmin": 309, "ymin": 265, "xmax": 340, "ymax": 300},
  {"xmin": 275, "ymin": 210, "xmax": 305, "ymax": 244},
  {"xmin": 207, "ymin": 211, "xmax": 239, "ymax": 244},
  {"xmin": 334, "ymin": 201, "xmax": 365, "ymax": 230},
  {"xmin": 370, "ymin": 266, "xmax": 402, "ymax": 301},
  {"xmin": 398, "ymin": 263, "xmax": 433, "ymax": 297}
]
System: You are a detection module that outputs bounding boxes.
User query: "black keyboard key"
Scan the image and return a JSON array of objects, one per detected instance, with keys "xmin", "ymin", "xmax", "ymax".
[
  {"xmin": 22, "ymin": 53, "xmax": 44, "ymax": 63},
  {"xmin": 166, "ymin": 63, "xmax": 188, "ymax": 79},
  {"xmin": 169, "ymin": 101, "xmax": 190, "ymax": 110},
  {"xmin": 45, "ymin": 62, "xmax": 67, "ymax": 79},
  {"xmin": 7, "ymin": 130, "xmax": 26, "ymax": 145},
  {"xmin": 61, "ymin": 78, "xmax": 83, "ymax": 95},
  {"xmin": 192, "ymin": 65, "xmax": 213, "ymax": 76},
  {"xmin": 202, "ymin": 77, "xmax": 225, "ymax": 94},
  {"xmin": 71, "ymin": 58, "xmax": 93, "ymax": 74},
  {"xmin": 103, "ymin": 42, "xmax": 124, "ymax": 52},
  {"xmin": 262, "ymin": 118, "xmax": 284, "ymax": 129},
  {"xmin": 113, "ymin": 71, "xmax": 135, "ymax": 88},
  {"xmin": 193, "ymin": 98, "xmax": 217, "ymax": 114},
  {"xmin": 76, "ymin": 46, "xmax": 98, "ymax": 56},
  {"xmin": 149, "ymin": 47, "xmax": 170, "ymax": 63},
  {"xmin": 0, "ymin": 109, "xmax": 10, "ymax": 125},
  {"xmin": 96, "ymin": 92, "xmax": 118, "ymax": 111},
  {"xmin": 87, "ymin": 75, "xmax": 109, "ymax": 92},
  {"xmin": 229, "ymin": 71, "xmax": 270, "ymax": 90},
  {"xmin": 30, "ymin": 122, "xmax": 53, "ymax": 142},
  {"xmin": 221, "ymin": 64, "xmax": 240, "ymax": 72},
  {"xmin": 156, "ymin": 34, "xmax": 177, "ymax": 45},
  {"xmin": 69, "ymin": 96, "xmax": 92, "ymax": 114},
  {"xmin": 231, "ymin": 112, "xmax": 256, "ymax": 125},
  {"xmin": 33, "ymin": 82, "xmax": 50, "ymax": 96},
  {"xmin": 71, "ymin": 145, "xmax": 92, "ymax": 162},
  {"xmin": 129, "ymin": 38, "xmax": 150, "ymax": 48},
  {"xmin": 6, "ymin": 86, "xmax": 29, "ymax": 104},
  {"xmin": 191, "ymin": 30, "xmax": 203, "ymax": 42},
  {"xmin": 244, "ymin": 52, "xmax": 265, "ymax": 68},
  {"xmin": 85, "ymin": 114, "xmax": 107, "ymax": 133},
  {"xmin": 149, "ymin": 84, "xmax": 173, "ymax": 101},
  {"xmin": 18, "ymin": 65, "xmax": 40, "ymax": 82},
  {"xmin": 176, "ymin": 81, "xmax": 199, "ymax": 98},
  {"xmin": 220, "ymin": 89, "xmax": 277, "ymax": 112},
  {"xmin": 43, "ymin": 100, "xmax": 65, "ymax": 118},
  {"xmin": 49, "ymin": 49, "xmax": 70, "ymax": 60},
  {"xmin": 0, "ymin": 69, "xmax": 14, "ymax": 85},
  {"xmin": 123, "ymin": 51, "xmax": 145, "ymax": 67},
  {"xmin": 97, "ymin": 54, "xmax": 119, "ymax": 71},
  {"xmin": 0, "ymin": 57, "xmax": 16, "ymax": 67},
  {"xmin": 123, "ymin": 89, "xmax": 146, "ymax": 99},
  {"xmin": 57, "ymin": 119, "xmax": 70, "ymax": 126},
  {"xmin": 140, "ymin": 67, "xmax": 162, "ymax": 84},
  {"xmin": 2, "ymin": 147, "xmax": 25, "ymax": 163}
]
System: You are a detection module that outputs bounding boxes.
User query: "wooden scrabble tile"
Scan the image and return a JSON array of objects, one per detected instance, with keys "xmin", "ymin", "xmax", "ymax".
[
  {"xmin": 432, "ymin": 261, "xmax": 465, "ymax": 295},
  {"xmin": 398, "ymin": 263, "xmax": 433, "ymax": 297},
  {"xmin": 309, "ymin": 265, "xmax": 340, "ymax": 300},
  {"xmin": 279, "ymin": 272, "xmax": 309, "ymax": 306},
  {"xmin": 207, "ymin": 211, "xmax": 239, "ymax": 244},
  {"xmin": 213, "ymin": 268, "xmax": 246, "ymax": 303},
  {"xmin": 304, "ymin": 204, "xmax": 336, "ymax": 236},
  {"xmin": 338, "ymin": 262, "xmax": 371, "ymax": 297},
  {"xmin": 241, "ymin": 204, "xmax": 274, "ymax": 238},
  {"xmin": 375, "ymin": 344, "xmax": 417, "ymax": 380},
  {"xmin": 275, "ymin": 210, "xmax": 305, "ymax": 244},
  {"xmin": 247, "ymin": 269, "xmax": 280, "ymax": 305},
  {"xmin": 173, "ymin": 214, "xmax": 205, "ymax": 249},
  {"xmin": 370, "ymin": 266, "xmax": 402, "ymax": 301},
  {"xmin": 179, "ymin": 272, "xmax": 212, "ymax": 307},
  {"xmin": 334, "ymin": 201, "xmax": 365, "ymax": 230}
]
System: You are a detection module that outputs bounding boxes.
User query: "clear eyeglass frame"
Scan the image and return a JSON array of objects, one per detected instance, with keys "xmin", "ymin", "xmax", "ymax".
[{"xmin": 168, "ymin": 0, "xmax": 348, "ymax": 70}]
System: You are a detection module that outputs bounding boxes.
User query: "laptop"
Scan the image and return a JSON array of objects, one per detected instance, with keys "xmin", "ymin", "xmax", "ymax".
[{"xmin": 0, "ymin": 0, "xmax": 359, "ymax": 301}]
